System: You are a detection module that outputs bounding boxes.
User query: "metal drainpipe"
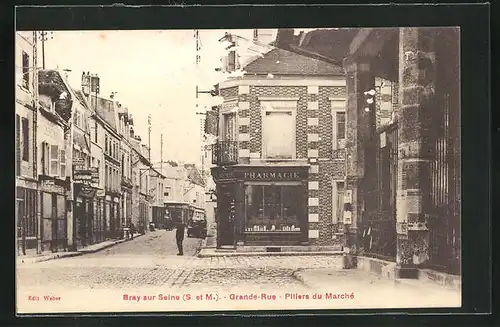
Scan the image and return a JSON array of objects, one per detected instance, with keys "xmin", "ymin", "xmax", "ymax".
[{"xmin": 32, "ymin": 31, "xmax": 40, "ymax": 254}]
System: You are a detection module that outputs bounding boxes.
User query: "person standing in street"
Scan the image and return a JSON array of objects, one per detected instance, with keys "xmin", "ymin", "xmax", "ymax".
[{"xmin": 176, "ymin": 221, "xmax": 185, "ymax": 256}]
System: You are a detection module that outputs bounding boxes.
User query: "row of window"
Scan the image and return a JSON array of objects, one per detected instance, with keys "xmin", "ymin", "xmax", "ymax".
[
  {"xmin": 221, "ymin": 101, "xmax": 346, "ymax": 160},
  {"xmin": 105, "ymin": 164, "xmax": 121, "ymax": 192},
  {"xmin": 104, "ymin": 134, "xmax": 121, "ymax": 160},
  {"xmin": 73, "ymin": 110, "xmax": 89, "ymax": 132}
]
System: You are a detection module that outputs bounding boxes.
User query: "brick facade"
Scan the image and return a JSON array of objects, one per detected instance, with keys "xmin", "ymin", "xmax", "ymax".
[{"xmin": 220, "ymin": 81, "xmax": 347, "ymax": 246}]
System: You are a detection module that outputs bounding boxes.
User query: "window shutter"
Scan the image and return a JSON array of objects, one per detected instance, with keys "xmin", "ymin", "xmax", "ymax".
[
  {"xmin": 22, "ymin": 51, "xmax": 30, "ymax": 89},
  {"xmin": 41, "ymin": 142, "xmax": 49, "ymax": 175},
  {"xmin": 21, "ymin": 117, "xmax": 29, "ymax": 161},
  {"xmin": 50, "ymin": 145, "xmax": 59, "ymax": 176},
  {"xmin": 60, "ymin": 149, "xmax": 66, "ymax": 179}
]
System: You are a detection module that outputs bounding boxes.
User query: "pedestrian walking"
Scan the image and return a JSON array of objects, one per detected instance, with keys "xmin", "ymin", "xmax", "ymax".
[
  {"xmin": 176, "ymin": 221, "xmax": 185, "ymax": 256},
  {"xmin": 130, "ymin": 222, "xmax": 135, "ymax": 240}
]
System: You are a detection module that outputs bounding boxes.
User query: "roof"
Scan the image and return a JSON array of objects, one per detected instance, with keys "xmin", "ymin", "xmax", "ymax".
[
  {"xmin": 276, "ymin": 28, "xmax": 362, "ymax": 65},
  {"xmin": 243, "ymin": 47, "xmax": 344, "ymax": 76},
  {"xmin": 184, "ymin": 164, "xmax": 205, "ymax": 187},
  {"xmin": 73, "ymin": 90, "xmax": 89, "ymax": 109},
  {"xmin": 91, "ymin": 95, "xmax": 117, "ymax": 130}
]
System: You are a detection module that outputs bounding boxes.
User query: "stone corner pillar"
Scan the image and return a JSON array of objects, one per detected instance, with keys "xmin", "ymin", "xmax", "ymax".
[
  {"xmin": 342, "ymin": 57, "xmax": 377, "ymax": 263},
  {"xmin": 234, "ymin": 180, "xmax": 245, "ymax": 245},
  {"xmin": 395, "ymin": 27, "xmax": 437, "ymax": 276}
]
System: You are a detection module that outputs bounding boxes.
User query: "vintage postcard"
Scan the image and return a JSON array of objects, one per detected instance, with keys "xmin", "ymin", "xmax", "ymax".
[{"xmin": 15, "ymin": 27, "xmax": 462, "ymax": 314}]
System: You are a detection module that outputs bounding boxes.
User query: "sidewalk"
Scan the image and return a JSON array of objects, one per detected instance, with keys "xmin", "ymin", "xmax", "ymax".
[
  {"xmin": 16, "ymin": 233, "xmax": 143, "ymax": 264},
  {"xmin": 293, "ymin": 268, "xmax": 461, "ymax": 308},
  {"xmin": 200, "ymin": 223, "xmax": 217, "ymax": 249},
  {"xmin": 198, "ymin": 223, "xmax": 345, "ymax": 257}
]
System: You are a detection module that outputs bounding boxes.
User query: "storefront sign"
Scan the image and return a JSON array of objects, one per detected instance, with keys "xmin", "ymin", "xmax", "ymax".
[
  {"xmin": 212, "ymin": 167, "xmax": 307, "ymax": 182},
  {"xmin": 212, "ymin": 169, "xmax": 236, "ymax": 182},
  {"xmin": 73, "ymin": 157, "xmax": 85, "ymax": 166},
  {"xmin": 243, "ymin": 171, "xmax": 301, "ymax": 180},
  {"xmin": 74, "ymin": 169, "xmax": 92, "ymax": 183},
  {"xmin": 74, "ymin": 183, "xmax": 96, "ymax": 198},
  {"xmin": 91, "ymin": 167, "xmax": 99, "ymax": 183}
]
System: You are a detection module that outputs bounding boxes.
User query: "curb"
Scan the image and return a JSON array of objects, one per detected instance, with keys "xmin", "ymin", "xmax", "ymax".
[
  {"xmin": 18, "ymin": 233, "xmax": 144, "ymax": 264},
  {"xmin": 197, "ymin": 251, "xmax": 343, "ymax": 258}
]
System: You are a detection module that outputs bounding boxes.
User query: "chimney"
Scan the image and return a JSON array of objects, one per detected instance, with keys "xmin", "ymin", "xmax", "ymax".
[
  {"xmin": 275, "ymin": 29, "xmax": 296, "ymax": 50},
  {"xmin": 254, "ymin": 29, "xmax": 274, "ymax": 45},
  {"xmin": 81, "ymin": 72, "xmax": 91, "ymax": 96},
  {"xmin": 63, "ymin": 69, "xmax": 72, "ymax": 81},
  {"xmin": 129, "ymin": 126, "xmax": 135, "ymax": 139}
]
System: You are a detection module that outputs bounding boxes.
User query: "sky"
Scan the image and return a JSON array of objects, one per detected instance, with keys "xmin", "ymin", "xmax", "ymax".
[{"xmin": 40, "ymin": 29, "xmax": 273, "ymax": 166}]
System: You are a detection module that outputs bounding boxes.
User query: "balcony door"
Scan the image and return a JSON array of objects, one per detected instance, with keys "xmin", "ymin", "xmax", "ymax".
[{"xmin": 223, "ymin": 113, "xmax": 237, "ymax": 141}]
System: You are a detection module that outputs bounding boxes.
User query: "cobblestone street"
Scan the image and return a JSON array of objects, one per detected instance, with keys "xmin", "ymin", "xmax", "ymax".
[
  {"xmin": 16, "ymin": 230, "xmax": 460, "ymax": 313},
  {"xmin": 17, "ymin": 230, "xmax": 340, "ymax": 291}
]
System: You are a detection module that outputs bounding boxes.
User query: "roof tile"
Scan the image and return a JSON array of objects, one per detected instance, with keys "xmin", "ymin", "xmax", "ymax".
[{"xmin": 243, "ymin": 48, "xmax": 343, "ymax": 76}]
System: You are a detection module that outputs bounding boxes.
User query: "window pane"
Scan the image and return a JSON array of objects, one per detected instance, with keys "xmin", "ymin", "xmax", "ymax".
[
  {"xmin": 282, "ymin": 186, "xmax": 301, "ymax": 220},
  {"xmin": 263, "ymin": 185, "xmax": 281, "ymax": 219},
  {"xmin": 263, "ymin": 111, "xmax": 294, "ymax": 159},
  {"xmin": 246, "ymin": 185, "xmax": 263, "ymax": 223},
  {"xmin": 42, "ymin": 192, "xmax": 52, "ymax": 218},
  {"xmin": 245, "ymin": 185, "xmax": 301, "ymax": 231},
  {"xmin": 224, "ymin": 113, "xmax": 236, "ymax": 141},
  {"xmin": 336, "ymin": 112, "xmax": 346, "ymax": 139},
  {"xmin": 50, "ymin": 145, "xmax": 59, "ymax": 159},
  {"xmin": 336, "ymin": 188, "xmax": 345, "ymax": 224}
]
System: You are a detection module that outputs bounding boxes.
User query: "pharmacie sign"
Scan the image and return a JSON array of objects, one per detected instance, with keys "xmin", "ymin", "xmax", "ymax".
[{"xmin": 243, "ymin": 171, "xmax": 302, "ymax": 180}]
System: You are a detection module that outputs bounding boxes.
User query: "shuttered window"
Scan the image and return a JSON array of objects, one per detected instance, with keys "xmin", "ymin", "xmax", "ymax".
[
  {"xmin": 21, "ymin": 117, "xmax": 29, "ymax": 161},
  {"xmin": 60, "ymin": 149, "xmax": 66, "ymax": 179},
  {"xmin": 22, "ymin": 51, "xmax": 29, "ymax": 89},
  {"xmin": 50, "ymin": 145, "xmax": 59, "ymax": 176},
  {"xmin": 41, "ymin": 142, "xmax": 50, "ymax": 175}
]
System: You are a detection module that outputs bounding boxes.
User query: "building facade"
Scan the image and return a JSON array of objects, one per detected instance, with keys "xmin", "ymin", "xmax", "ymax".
[
  {"xmin": 15, "ymin": 32, "xmax": 39, "ymax": 254},
  {"xmin": 212, "ymin": 34, "xmax": 351, "ymax": 248},
  {"xmin": 160, "ymin": 162, "xmax": 206, "ymax": 226},
  {"xmin": 149, "ymin": 168, "xmax": 166, "ymax": 228},
  {"xmin": 69, "ymin": 86, "xmax": 98, "ymax": 248},
  {"xmin": 92, "ymin": 94, "xmax": 122, "ymax": 239},
  {"xmin": 117, "ymin": 103, "xmax": 134, "ymax": 235},
  {"xmin": 37, "ymin": 69, "xmax": 74, "ymax": 252},
  {"xmin": 130, "ymin": 135, "xmax": 151, "ymax": 233}
]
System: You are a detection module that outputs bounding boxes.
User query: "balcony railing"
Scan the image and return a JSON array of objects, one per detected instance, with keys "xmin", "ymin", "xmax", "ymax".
[{"xmin": 212, "ymin": 141, "xmax": 238, "ymax": 166}]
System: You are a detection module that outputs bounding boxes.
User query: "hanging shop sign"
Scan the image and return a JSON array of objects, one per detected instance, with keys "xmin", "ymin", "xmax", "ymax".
[
  {"xmin": 74, "ymin": 169, "xmax": 93, "ymax": 183},
  {"xmin": 74, "ymin": 183, "xmax": 97, "ymax": 198},
  {"xmin": 91, "ymin": 167, "xmax": 99, "ymax": 183},
  {"xmin": 73, "ymin": 157, "xmax": 85, "ymax": 166}
]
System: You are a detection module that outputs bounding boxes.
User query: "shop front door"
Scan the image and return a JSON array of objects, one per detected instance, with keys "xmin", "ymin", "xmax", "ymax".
[{"xmin": 218, "ymin": 185, "xmax": 235, "ymax": 247}]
